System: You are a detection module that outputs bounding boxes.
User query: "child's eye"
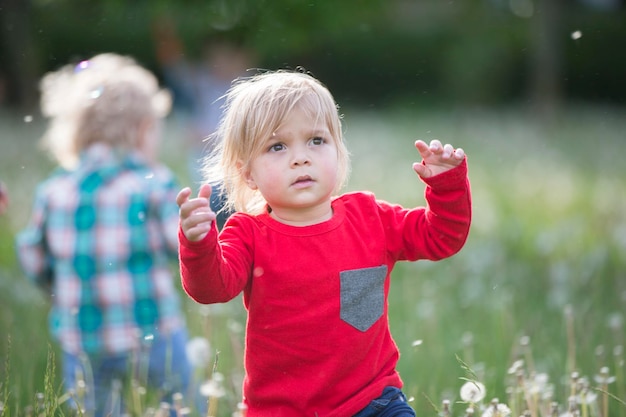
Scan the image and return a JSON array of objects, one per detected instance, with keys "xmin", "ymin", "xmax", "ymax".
[
  {"xmin": 311, "ymin": 137, "xmax": 325, "ymax": 145},
  {"xmin": 269, "ymin": 143, "xmax": 285, "ymax": 152}
]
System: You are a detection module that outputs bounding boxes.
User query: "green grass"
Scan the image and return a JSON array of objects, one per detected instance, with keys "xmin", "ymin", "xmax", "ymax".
[{"xmin": 1, "ymin": 104, "xmax": 625, "ymax": 416}]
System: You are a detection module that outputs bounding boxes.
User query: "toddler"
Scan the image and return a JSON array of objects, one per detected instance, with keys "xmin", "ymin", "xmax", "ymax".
[
  {"xmin": 16, "ymin": 53, "xmax": 192, "ymax": 417},
  {"xmin": 177, "ymin": 70, "xmax": 472, "ymax": 416}
]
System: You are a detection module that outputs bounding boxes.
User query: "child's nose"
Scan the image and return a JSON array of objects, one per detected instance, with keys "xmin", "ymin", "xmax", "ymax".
[{"xmin": 291, "ymin": 146, "xmax": 311, "ymax": 166}]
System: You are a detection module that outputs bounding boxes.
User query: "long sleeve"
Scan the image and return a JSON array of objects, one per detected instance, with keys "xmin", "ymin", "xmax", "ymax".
[
  {"xmin": 379, "ymin": 157, "xmax": 471, "ymax": 262},
  {"xmin": 178, "ymin": 219, "xmax": 253, "ymax": 304},
  {"xmin": 15, "ymin": 185, "xmax": 52, "ymax": 288}
]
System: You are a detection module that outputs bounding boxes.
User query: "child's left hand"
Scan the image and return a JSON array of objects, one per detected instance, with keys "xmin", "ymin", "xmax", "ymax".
[{"xmin": 412, "ymin": 139, "xmax": 465, "ymax": 179}]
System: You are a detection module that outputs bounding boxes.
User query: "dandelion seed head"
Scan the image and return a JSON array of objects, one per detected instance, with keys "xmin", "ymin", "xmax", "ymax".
[
  {"xmin": 460, "ymin": 381, "xmax": 486, "ymax": 403},
  {"xmin": 577, "ymin": 390, "xmax": 597, "ymax": 405},
  {"xmin": 607, "ymin": 312, "xmax": 623, "ymax": 330},
  {"xmin": 525, "ymin": 373, "xmax": 551, "ymax": 395},
  {"xmin": 24, "ymin": 115, "xmax": 33, "ymax": 123},
  {"xmin": 482, "ymin": 403, "xmax": 511, "ymax": 417},
  {"xmin": 185, "ymin": 337, "xmax": 211, "ymax": 368},
  {"xmin": 412, "ymin": 339, "xmax": 423, "ymax": 347},
  {"xmin": 508, "ymin": 359, "xmax": 524, "ymax": 374},
  {"xmin": 200, "ymin": 378, "xmax": 226, "ymax": 398},
  {"xmin": 571, "ymin": 31, "xmax": 583, "ymax": 40},
  {"xmin": 594, "ymin": 367, "xmax": 616, "ymax": 384},
  {"xmin": 595, "ymin": 345, "xmax": 605, "ymax": 357}
]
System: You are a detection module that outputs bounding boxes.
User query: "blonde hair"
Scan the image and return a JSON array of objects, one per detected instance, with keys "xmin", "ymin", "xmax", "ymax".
[
  {"xmin": 204, "ymin": 70, "xmax": 350, "ymax": 215},
  {"xmin": 39, "ymin": 53, "xmax": 171, "ymax": 168}
]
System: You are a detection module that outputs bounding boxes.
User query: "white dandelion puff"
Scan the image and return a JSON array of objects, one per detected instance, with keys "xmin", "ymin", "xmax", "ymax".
[
  {"xmin": 507, "ymin": 359, "xmax": 524, "ymax": 375},
  {"xmin": 200, "ymin": 373, "xmax": 226, "ymax": 398},
  {"xmin": 482, "ymin": 403, "xmax": 511, "ymax": 417},
  {"xmin": 594, "ymin": 367, "xmax": 616, "ymax": 385},
  {"xmin": 186, "ymin": 337, "xmax": 211, "ymax": 368},
  {"xmin": 460, "ymin": 381, "xmax": 486, "ymax": 403}
]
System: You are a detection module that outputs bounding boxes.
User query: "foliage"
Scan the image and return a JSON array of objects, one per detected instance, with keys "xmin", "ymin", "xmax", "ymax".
[{"xmin": 2, "ymin": 0, "xmax": 625, "ymax": 109}]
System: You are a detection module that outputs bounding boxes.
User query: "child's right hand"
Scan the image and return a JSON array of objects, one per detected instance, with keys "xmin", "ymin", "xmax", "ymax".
[{"xmin": 176, "ymin": 184, "xmax": 217, "ymax": 242}]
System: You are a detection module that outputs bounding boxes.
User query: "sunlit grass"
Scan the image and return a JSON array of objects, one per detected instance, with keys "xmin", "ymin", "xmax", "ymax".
[{"xmin": 1, "ymin": 104, "xmax": 625, "ymax": 416}]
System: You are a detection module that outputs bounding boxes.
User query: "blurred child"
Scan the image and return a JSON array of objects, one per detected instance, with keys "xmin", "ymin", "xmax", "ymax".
[
  {"xmin": 177, "ymin": 70, "xmax": 472, "ymax": 416},
  {"xmin": 16, "ymin": 53, "xmax": 192, "ymax": 417}
]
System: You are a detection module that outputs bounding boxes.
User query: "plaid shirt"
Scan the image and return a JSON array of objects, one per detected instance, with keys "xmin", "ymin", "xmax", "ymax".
[{"xmin": 16, "ymin": 144, "xmax": 186, "ymax": 355}]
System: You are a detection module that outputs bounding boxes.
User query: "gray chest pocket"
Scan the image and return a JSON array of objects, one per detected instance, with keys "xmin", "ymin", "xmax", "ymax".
[{"xmin": 340, "ymin": 265, "xmax": 387, "ymax": 331}]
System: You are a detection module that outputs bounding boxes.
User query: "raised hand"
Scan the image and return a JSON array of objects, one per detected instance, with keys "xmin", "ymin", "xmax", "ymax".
[
  {"xmin": 412, "ymin": 139, "xmax": 465, "ymax": 179},
  {"xmin": 176, "ymin": 184, "xmax": 217, "ymax": 242}
]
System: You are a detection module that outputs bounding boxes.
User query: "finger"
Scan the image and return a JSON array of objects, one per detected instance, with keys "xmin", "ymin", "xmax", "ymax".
[
  {"xmin": 183, "ymin": 211, "xmax": 217, "ymax": 242},
  {"xmin": 176, "ymin": 187, "xmax": 192, "ymax": 207},
  {"xmin": 415, "ymin": 140, "xmax": 432, "ymax": 158},
  {"xmin": 429, "ymin": 139, "xmax": 443, "ymax": 152},
  {"xmin": 185, "ymin": 222, "xmax": 214, "ymax": 242},
  {"xmin": 412, "ymin": 162, "xmax": 431, "ymax": 178},
  {"xmin": 415, "ymin": 139, "xmax": 428, "ymax": 151},
  {"xmin": 197, "ymin": 183, "xmax": 213, "ymax": 200},
  {"xmin": 442, "ymin": 144, "xmax": 454, "ymax": 158},
  {"xmin": 454, "ymin": 148, "xmax": 465, "ymax": 159}
]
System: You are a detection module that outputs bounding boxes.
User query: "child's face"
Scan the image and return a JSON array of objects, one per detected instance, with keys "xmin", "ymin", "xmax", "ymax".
[{"xmin": 244, "ymin": 104, "xmax": 339, "ymax": 224}]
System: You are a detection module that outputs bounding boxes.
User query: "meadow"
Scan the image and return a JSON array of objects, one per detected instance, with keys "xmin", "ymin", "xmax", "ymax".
[{"xmin": 0, "ymin": 103, "xmax": 624, "ymax": 417}]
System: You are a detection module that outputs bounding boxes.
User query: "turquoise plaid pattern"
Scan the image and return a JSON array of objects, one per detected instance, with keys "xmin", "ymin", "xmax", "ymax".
[{"xmin": 16, "ymin": 144, "xmax": 186, "ymax": 355}]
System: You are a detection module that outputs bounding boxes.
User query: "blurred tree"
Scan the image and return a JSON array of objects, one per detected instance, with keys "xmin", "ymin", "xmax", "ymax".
[
  {"xmin": 0, "ymin": 0, "xmax": 39, "ymax": 110},
  {"xmin": 529, "ymin": 0, "xmax": 566, "ymax": 119},
  {"xmin": 0, "ymin": 0, "xmax": 623, "ymax": 110}
]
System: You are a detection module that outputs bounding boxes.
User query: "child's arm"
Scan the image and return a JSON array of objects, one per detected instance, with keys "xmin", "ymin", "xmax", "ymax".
[
  {"xmin": 177, "ymin": 184, "xmax": 247, "ymax": 303},
  {"xmin": 15, "ymin": 188, "xmax": 53, "ymax": 289},
  {"xmin": 381, "ymin": 139, "xmax": 471, "ymax": 262},
  {"xmin": 410, "ymin": 139, "xmax": 470, "ymax": 259}
]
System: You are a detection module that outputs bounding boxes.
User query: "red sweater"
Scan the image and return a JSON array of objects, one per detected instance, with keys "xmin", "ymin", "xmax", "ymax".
[{"xmin": 179, "ymin": 160, "xmax": 471, "ymax": 417}]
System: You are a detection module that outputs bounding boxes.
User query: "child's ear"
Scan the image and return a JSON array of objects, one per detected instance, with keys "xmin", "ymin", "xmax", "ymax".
[{"xmin": 237, "ymin": 160, "xmax": 257, "ymax": 190}]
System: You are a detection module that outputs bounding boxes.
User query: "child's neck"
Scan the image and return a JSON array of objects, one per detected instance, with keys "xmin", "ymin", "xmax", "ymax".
[{"xmin": 268, "ymin": 204, "xmax": 333, "ymax": 227}]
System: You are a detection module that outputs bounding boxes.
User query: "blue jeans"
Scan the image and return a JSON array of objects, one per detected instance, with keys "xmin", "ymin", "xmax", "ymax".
[
  {"xmin": 62, "ymin": 328, "xmax": 192, "ymax": 417},
  {"xmin": 353, "ymin": 387, "xmax": 416, "ymax": 417}
]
